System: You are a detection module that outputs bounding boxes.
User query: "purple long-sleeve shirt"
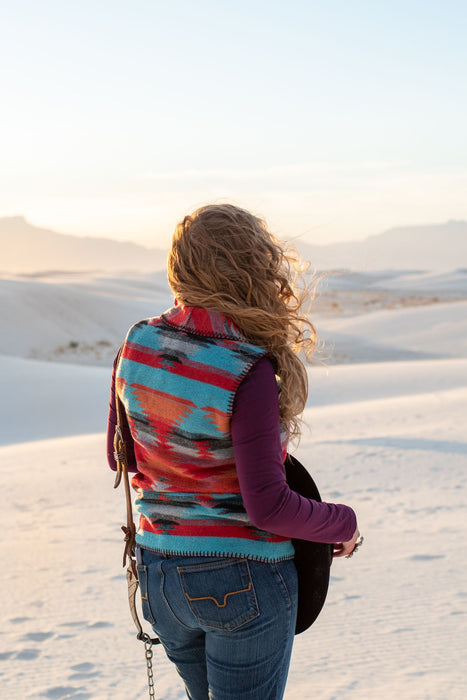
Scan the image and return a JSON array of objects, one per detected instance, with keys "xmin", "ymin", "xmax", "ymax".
[{"xmin": 107, "ymin": 355, "xmax": 356, "ymax": 544}]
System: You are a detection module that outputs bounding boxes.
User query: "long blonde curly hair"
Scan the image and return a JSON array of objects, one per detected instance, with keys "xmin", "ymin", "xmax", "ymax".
[{"xmin": 167, "ymin": 203, "xmax": 318, "ymax": 440}]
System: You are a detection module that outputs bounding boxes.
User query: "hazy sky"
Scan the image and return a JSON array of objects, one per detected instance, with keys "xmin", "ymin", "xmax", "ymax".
[{"xmin": 1, "ymin": 0, "xmax": 466, "ymax": 246}]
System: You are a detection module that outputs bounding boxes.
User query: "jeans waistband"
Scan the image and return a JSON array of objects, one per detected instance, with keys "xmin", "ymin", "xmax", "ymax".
[{"xmin": 136, "ymin": 545, "xmax": 173, "ymax": 566}]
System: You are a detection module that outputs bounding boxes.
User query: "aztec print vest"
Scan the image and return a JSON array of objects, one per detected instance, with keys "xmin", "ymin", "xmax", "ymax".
[{"xmin": 116, "ymin": 304, "xmax": 294, "ymax": 562}]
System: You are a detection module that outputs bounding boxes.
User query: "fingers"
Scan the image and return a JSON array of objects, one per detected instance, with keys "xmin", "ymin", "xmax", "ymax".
[
  {"xmin": 332, "ymin": 529, "xmax": 363, "ymax": 559},
  {"xmin": 333, "ymin": 549, "xmax": 345, "ymax": 558},
  {"xmin": 333, "ymin": 540, "xmax": 357, "ymax": 558}
]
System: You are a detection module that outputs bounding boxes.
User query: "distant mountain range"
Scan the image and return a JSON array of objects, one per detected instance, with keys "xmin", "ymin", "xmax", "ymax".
[
  {"xmin": 298, "ymin": 220, "xmax": 467, "ymax": 271},
  {"xmin": 0, "ymin": 216, "xmax": 167, "ymax": 273},
  {"xmin": 1, "ymin": 215, "xmax": 466, "ymax": 273}
]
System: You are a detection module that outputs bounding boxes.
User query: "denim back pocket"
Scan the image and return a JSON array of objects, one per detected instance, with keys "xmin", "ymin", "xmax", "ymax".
[
  {"xmin": 178, "ymin": 559, "xmax": 259, "ymax": 631},
  {"xmin": 137, "ymin": 564, "xmax": 156, "ymax": 627}
]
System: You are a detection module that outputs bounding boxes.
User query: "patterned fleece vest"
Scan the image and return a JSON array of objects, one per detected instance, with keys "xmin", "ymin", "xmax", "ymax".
[{"xmin": 116, "ymin": 304, "xmax": 294, "ymax": 562}]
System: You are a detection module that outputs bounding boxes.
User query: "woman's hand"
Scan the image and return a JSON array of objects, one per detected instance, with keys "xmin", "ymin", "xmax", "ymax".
[{"xmin": 333, "ymin": 528, "xmax": 361, "ymax": 558}]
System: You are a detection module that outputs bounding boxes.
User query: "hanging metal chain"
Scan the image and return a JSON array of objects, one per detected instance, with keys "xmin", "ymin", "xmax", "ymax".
[
  {"xmin": 142, "ymin": 633, "xmax": 156, "ymax": 698},
  {"xmin": 114, "ymin": 390, "xmax": 160, "ymax": 698}
]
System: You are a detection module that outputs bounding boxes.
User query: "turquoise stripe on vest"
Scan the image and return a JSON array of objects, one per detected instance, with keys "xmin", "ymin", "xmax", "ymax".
[{"xmin": 135, "ymin": 533, "xmax": 294, "ymax": 563}]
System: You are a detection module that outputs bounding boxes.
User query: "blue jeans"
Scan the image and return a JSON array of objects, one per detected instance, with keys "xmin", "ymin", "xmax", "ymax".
[{"xmin": 136, "ymin": 547, "xmax": 298, "ymax": 700}]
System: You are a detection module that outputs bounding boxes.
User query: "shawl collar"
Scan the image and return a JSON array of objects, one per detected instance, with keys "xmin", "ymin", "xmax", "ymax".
[{"xmin": 161, "ymin": 305, "xmax": 249, "ymax": 342}]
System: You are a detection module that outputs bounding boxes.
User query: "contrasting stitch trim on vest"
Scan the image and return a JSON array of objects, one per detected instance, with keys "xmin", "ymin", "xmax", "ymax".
[{"xmin": 136, "ymin": 539, "xmax": 295, "ymax": 563}]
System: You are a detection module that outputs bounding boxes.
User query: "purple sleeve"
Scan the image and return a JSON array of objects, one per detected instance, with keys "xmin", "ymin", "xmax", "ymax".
[
  {"xmin": 106, "ymin": 352, "xmax": 138, "ymax": 472},
  {"xmin": 231, "ymin": 357, "xmax": 357, "ymax": 544}
]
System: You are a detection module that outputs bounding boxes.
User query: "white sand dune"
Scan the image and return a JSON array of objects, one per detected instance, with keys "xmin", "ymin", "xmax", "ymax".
[
  {"xmin": 316, "ymin": 267, "xmax": 467, "ymax": 293},
  {"xmin": 307, "ymin": 357, "xmax": 467, "ymax": 407},
  {"xmin": 1, "ymin": 363, "xmax": 465, "ymax": 699},
  {"xmin": 0, "ymin": 271, "xmax": 172, "ymax": 364},
  {"xmin": 0, "ymin": 356, "xmax": 110, "ymax": 446},
  {"xmin": 318, "ymin": 300, "xmax": 467, "ymax": 363},
  {"xmin": 1, "ymin": 270, "xmax": 466, "ymax": 367},
  {"xmin": 374, "ymin": 268, "xmax": 467, "ymax": 293},
  {"xmin": 2, "ymin": 270, "xmax": 466, "ymax": 699}
]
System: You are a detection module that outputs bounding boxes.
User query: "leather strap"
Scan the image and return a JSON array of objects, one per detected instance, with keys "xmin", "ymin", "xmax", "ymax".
[
  {"xmin": 113, "ymin": 372, "xmax": 160, "ymax": 645},
  {"xmin": 113, "ymin": 393, "xmax": 137, "ymax": 578}
]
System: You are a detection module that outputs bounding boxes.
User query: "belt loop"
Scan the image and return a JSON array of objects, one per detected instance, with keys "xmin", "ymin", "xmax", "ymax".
[{"xmin": 136, "ymin": 545, "xmax": 143, "ymax": 566}]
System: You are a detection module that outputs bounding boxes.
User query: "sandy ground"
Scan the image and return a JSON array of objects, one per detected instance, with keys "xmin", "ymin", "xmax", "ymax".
[{"xmin": 1, "ymin": 270, "xmax": 466, "ymax": 699}]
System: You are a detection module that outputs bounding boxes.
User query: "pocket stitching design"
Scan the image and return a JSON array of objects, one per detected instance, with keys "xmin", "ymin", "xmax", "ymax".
[
  {"xmin": 184, "ymin": 581, "xmax": 252, "ymax": 608},
  {"xmin": 178, "ymin": 560, "xmax": 259, "ymax": 631}
]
